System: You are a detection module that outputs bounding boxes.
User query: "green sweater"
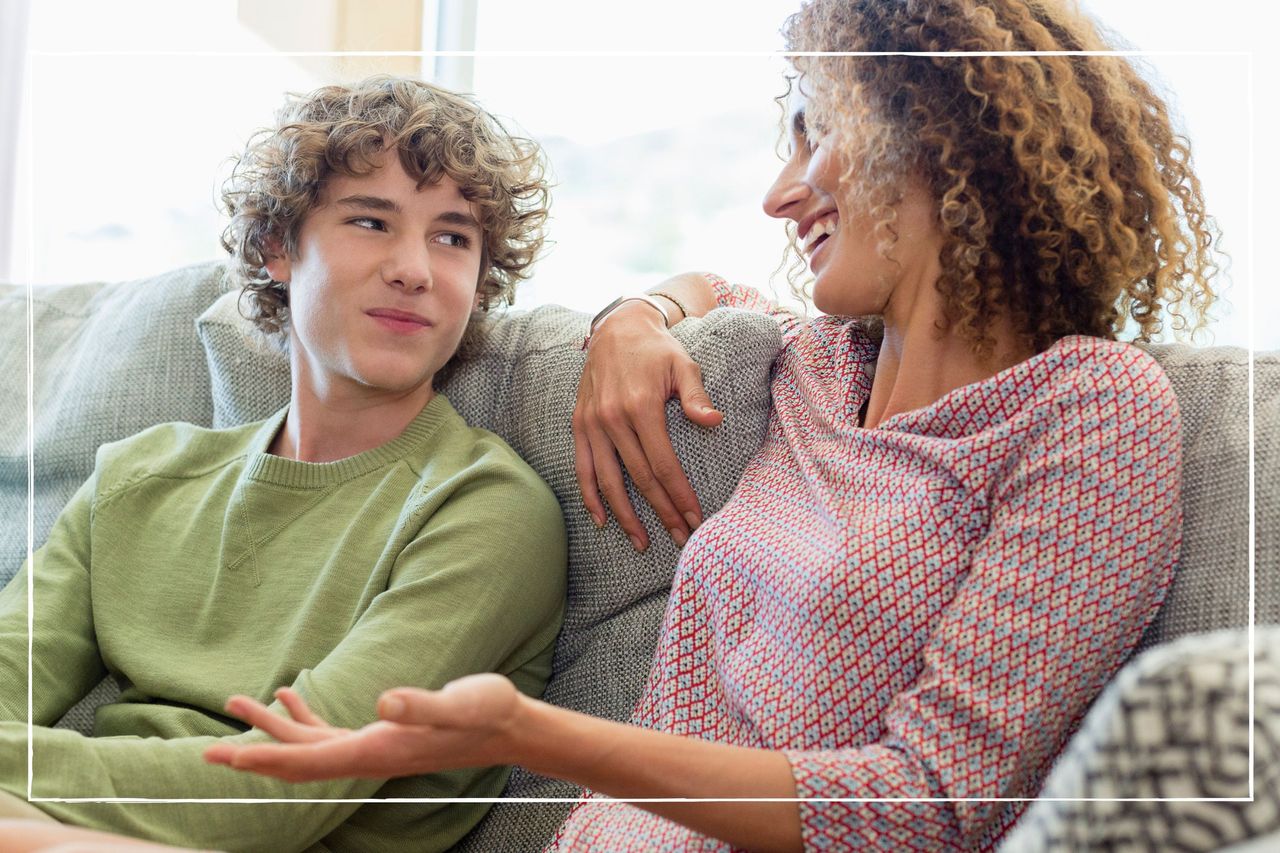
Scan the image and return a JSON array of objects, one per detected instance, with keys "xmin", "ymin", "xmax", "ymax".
[{"xmin": 0, "ymin": 394, "xmax": 567, "ymax": 853}]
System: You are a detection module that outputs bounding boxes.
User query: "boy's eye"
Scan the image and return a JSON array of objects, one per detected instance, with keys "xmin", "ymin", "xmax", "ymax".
[
  {"xmin": 435, "ymin": 233, "xmax": 472, "ymax": 249},
  {"xmin": 350, "ymin": 217, "xmax": 386, "ymax": 231}
]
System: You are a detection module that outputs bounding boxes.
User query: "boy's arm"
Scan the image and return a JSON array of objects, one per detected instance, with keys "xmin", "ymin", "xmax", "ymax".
[
  {"xmin": 0, "ymin": 475, "xmax": 107, "ymax": 724},
  {"xmin": 0, "ymin": 470, "xmax": 566, "ymax": 853}
]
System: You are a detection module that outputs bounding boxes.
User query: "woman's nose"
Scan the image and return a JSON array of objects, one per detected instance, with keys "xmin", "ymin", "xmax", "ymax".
[{"xmin": 762, "ymin": 154, "xmax": 810, "ymax": 221}]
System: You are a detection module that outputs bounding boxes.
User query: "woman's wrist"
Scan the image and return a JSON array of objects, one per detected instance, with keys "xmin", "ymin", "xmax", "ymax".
[
  {"xmin": 649, "ymin": 291, "xmax": 689, "ymax": 324},
  {"xmin": 501, "ymin": 693, "xmax": 564, "ymax": 777},
  {"xmin": 582, "ymin": 298, "xmax": 671, "ymax": 350}
]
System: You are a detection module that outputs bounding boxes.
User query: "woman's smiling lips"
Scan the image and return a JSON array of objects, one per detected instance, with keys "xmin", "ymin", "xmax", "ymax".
[
  {"xmin": 800, "ymin": 211, "xmax": 839, "ymax": 271},
  {"xmin": 366, "ymin": 307, "xmax": 432, "ymax": 334},
  {"xmin": 801, "ymin": 215, "xmax": 836, "ymax": 250}
]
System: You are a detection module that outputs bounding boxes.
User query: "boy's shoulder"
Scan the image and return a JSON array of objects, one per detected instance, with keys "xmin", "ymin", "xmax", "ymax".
[
  {"xmin": 401, "ymin": 396, "xmax": 563, "ymax": 532},
  {"xmin": 92, "ymin": 418, "xmax": 266, "ymax": 502}
]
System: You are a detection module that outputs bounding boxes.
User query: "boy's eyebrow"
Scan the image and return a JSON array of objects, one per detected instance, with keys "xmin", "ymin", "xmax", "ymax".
[
  {"xmin": 434, "ymin": 210, "xmax": 482, "ymax": 233},
  {"xmin": 335, "ymin": 194, "xmax": 402, "ymax": 213},
  {"xmin": 335, "ymin": 196, "xmax": 481, "ymax": 233}
]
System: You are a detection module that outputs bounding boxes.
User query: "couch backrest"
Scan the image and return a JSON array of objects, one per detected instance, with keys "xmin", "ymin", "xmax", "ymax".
[
  {"xmin": 1136, "ymin": 344, "xmax": 1279, "ymax": 649},
  {"xmin": 0, "ymin": 264, "xmax": 228, "ymax": 589}
]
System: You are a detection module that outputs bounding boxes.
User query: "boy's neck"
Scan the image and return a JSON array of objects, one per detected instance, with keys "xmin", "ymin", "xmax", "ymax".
[{"xmin": 269, "ymin": 377, "xmax": 436, "ymax": 463}]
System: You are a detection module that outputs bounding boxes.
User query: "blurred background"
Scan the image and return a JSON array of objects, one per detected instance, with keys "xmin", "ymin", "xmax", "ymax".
[{"xmin": 1, "ymin": 0, "xmax": 1268, "ymax": 348}]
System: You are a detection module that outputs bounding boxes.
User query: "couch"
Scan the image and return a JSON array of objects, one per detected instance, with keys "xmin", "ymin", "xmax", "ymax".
[{"xmin": 1, "ymin": 261, "xmax": 1277, "ymax": 851}]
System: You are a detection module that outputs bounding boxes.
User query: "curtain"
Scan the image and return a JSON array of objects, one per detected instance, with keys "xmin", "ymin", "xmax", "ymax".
[{"xmin": 0, "ymin": 0, "xmax": 31, "ymax": 281}]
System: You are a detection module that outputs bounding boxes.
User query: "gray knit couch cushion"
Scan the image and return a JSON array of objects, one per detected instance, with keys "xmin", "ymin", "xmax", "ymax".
[
  {"xmin": 1136, "ymin": 345, "xmax": 1280, "ymax": 648},
  {"xmin": 0, "ymin": 263, "xmax": 229, "ymax": 590},
  {"xmin": 193, "ymin": 285, "xmax": 780, "ymax": 851}
]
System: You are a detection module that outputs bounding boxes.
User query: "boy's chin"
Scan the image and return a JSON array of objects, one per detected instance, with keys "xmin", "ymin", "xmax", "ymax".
[{"xmin": 353, "ymin": 366, "xmax": 442, "ymax": 398}]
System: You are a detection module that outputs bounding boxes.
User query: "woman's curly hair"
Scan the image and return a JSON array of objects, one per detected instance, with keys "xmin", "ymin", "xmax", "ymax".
[
  {"xmin": 783, "ymin": 0, "xmax": 1220, "ymax": 354},
  {"xmin": 220, "ymin": 75, "xmax": 549, "ymax": 342}
]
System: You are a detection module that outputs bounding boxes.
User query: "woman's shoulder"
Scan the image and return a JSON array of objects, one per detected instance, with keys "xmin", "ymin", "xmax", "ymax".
[
  {"xmin": 788, "ymin": 314, "xmax": 881, "ymax": 367},
  {"xmin": 1037, "ymin": 336, "xmax": 1175, "ymax": 403},
  {"xmin": 1014, "ymin": 336, "xmax": 1180, "ymax": 446}
]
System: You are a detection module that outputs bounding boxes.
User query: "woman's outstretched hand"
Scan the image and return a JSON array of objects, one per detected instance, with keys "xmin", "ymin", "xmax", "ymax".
[
  {"xmin": 573, "ymin": 302, "xmax": 722, "ymax": 552},
  {"xmin": 203, "ymin": 674, "xmax": 522, "ymax": 783}
]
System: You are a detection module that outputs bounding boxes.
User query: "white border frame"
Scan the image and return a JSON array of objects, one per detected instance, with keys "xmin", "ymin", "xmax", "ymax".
[{"xmin": 22, "ymin": 46, "xmax": 1257, "ymax": 815}]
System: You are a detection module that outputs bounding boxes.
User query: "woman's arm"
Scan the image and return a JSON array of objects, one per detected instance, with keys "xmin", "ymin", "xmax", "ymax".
[
  {"xmin": 573, "ymin": 273, "xmax": 719, "ymax": 551},
  {"xmin": 573, "ymin": 271, "xmax": 797, "ymax": 550},
  {"xmin": 206, "ymin": 675, "xmax": 803, "ymax": 853}
]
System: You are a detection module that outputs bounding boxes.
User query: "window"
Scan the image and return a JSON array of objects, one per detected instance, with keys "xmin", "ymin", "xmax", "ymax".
[{"xmin": 8, "ymin": 0, "xmax": 1266, "ymax": 348}]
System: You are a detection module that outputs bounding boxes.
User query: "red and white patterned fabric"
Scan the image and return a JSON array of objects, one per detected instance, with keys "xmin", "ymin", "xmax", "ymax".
[{"xmin": 551, "ymin": 277, "xmax": 1181, "ymax": 851}]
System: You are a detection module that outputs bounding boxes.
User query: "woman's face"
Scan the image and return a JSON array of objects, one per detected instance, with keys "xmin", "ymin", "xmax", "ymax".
[{"xmin": 762, "ymin": 88, "xmax": 942, "ymax": 321}]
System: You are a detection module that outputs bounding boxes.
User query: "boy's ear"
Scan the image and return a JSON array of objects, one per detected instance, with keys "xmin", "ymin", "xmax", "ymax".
[{"xmin": 263, "ymin": 237, "xmax": 291, "ymax": 283}]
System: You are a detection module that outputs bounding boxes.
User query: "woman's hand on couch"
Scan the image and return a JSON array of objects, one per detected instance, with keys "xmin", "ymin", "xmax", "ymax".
[{"xmin": 573, "ymin": 287, "xmax": 722, "ymax": 551}]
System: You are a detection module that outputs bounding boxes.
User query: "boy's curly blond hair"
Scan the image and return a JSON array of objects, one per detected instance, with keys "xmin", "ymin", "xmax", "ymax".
[{"xmin": 220, "ymin": 75, "xmax": 549, "ymax": 348}]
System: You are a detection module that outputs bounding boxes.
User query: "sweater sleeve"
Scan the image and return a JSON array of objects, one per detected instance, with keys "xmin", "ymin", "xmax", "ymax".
[
  {"xmin": 782, "ymin": 348, "xmax": 1182, "ymax": 850},
  {"xmin": 702, "ymin": 272, "xmax": 805, "ymax": 345},
  {"xmin": 0, "ymin": 463, "xmax": 567, "ymax": 853},
  {"xmin": 0, "ymin": 474, "xmax": 107, "ymax": 724}
]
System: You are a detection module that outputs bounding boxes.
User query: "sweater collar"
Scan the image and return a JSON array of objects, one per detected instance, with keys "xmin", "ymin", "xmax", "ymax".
[{"xmin": 243, "ymin": 394, "xmax": 453, "ymax": 488}]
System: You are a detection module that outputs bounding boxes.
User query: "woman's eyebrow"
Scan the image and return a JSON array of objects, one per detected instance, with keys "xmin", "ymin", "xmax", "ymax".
[{"xmin": 792, "ymin": 109, "xmax": 807, "ymax": 137}]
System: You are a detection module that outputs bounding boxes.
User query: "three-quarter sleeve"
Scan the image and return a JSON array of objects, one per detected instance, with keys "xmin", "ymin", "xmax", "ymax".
[{"xmin": 703, "ymin": 272, "xmax": 805, "ymax": 346}]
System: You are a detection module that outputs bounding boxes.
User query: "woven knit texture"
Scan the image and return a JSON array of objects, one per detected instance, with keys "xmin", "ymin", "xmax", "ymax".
[
  {"xmin": 1137, "ymin": 345, "xmax": 1280, "ymax": 648},
  {"xmin": 0, "ymin": 263, "xmax": 229, "ymax": 590},
  {"xmin": 999, "ymin": 625, "xmax": 1280, "ymax": 852}
]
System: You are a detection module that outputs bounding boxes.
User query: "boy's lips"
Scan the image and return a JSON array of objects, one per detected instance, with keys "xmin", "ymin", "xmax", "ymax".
[{"xmin": 366, "ymin": 307, "xmax": 432, "ymax": 333}]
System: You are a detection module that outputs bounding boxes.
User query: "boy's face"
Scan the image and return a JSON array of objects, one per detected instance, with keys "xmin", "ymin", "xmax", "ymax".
[{"xmin": 266, "ymin": 150, "xmax": 483, "ymax": 403}]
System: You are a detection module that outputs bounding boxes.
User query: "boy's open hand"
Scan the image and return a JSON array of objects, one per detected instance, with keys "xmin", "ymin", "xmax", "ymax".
[{"xmin": 203, "ymin": 674, "xmax": 522, "ymax": 782}]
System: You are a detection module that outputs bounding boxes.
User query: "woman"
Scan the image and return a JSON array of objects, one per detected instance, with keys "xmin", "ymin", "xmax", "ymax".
[{"xmin": 21, "ymin": 0, "xmax": 1219, "ymax": 850}]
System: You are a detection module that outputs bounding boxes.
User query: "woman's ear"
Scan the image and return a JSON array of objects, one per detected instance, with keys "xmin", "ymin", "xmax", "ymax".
[{"xmin": 263, "ymin": 237, "xmax": 291, "ymax": 284}]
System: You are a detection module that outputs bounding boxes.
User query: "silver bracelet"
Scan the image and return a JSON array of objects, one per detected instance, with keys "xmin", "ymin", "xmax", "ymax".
[{"xmin": 582, "ymin": 295, "xmax": 670, "ymax": 350}]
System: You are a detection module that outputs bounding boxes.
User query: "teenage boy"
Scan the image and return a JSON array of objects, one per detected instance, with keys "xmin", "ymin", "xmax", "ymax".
[{"xmin": 0, "ymin": 76, "xmax": 566, "ymax": 853}]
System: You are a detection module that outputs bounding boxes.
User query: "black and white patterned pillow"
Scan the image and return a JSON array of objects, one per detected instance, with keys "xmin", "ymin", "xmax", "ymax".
[{"xmin": 1000, "ymin": 626, "xmax": 1280, "ymax": 851}]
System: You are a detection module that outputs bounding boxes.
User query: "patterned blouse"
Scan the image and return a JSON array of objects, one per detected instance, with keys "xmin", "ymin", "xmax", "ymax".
[{"xmin": 550, "ymin": 276, "xmax": 1181, "ymax": 851}]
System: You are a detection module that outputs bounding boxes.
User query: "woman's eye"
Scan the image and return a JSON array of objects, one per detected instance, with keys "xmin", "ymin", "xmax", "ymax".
[{"xmin": 350, "ymin": 217, "xmax": 385, "ymax": 231}]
